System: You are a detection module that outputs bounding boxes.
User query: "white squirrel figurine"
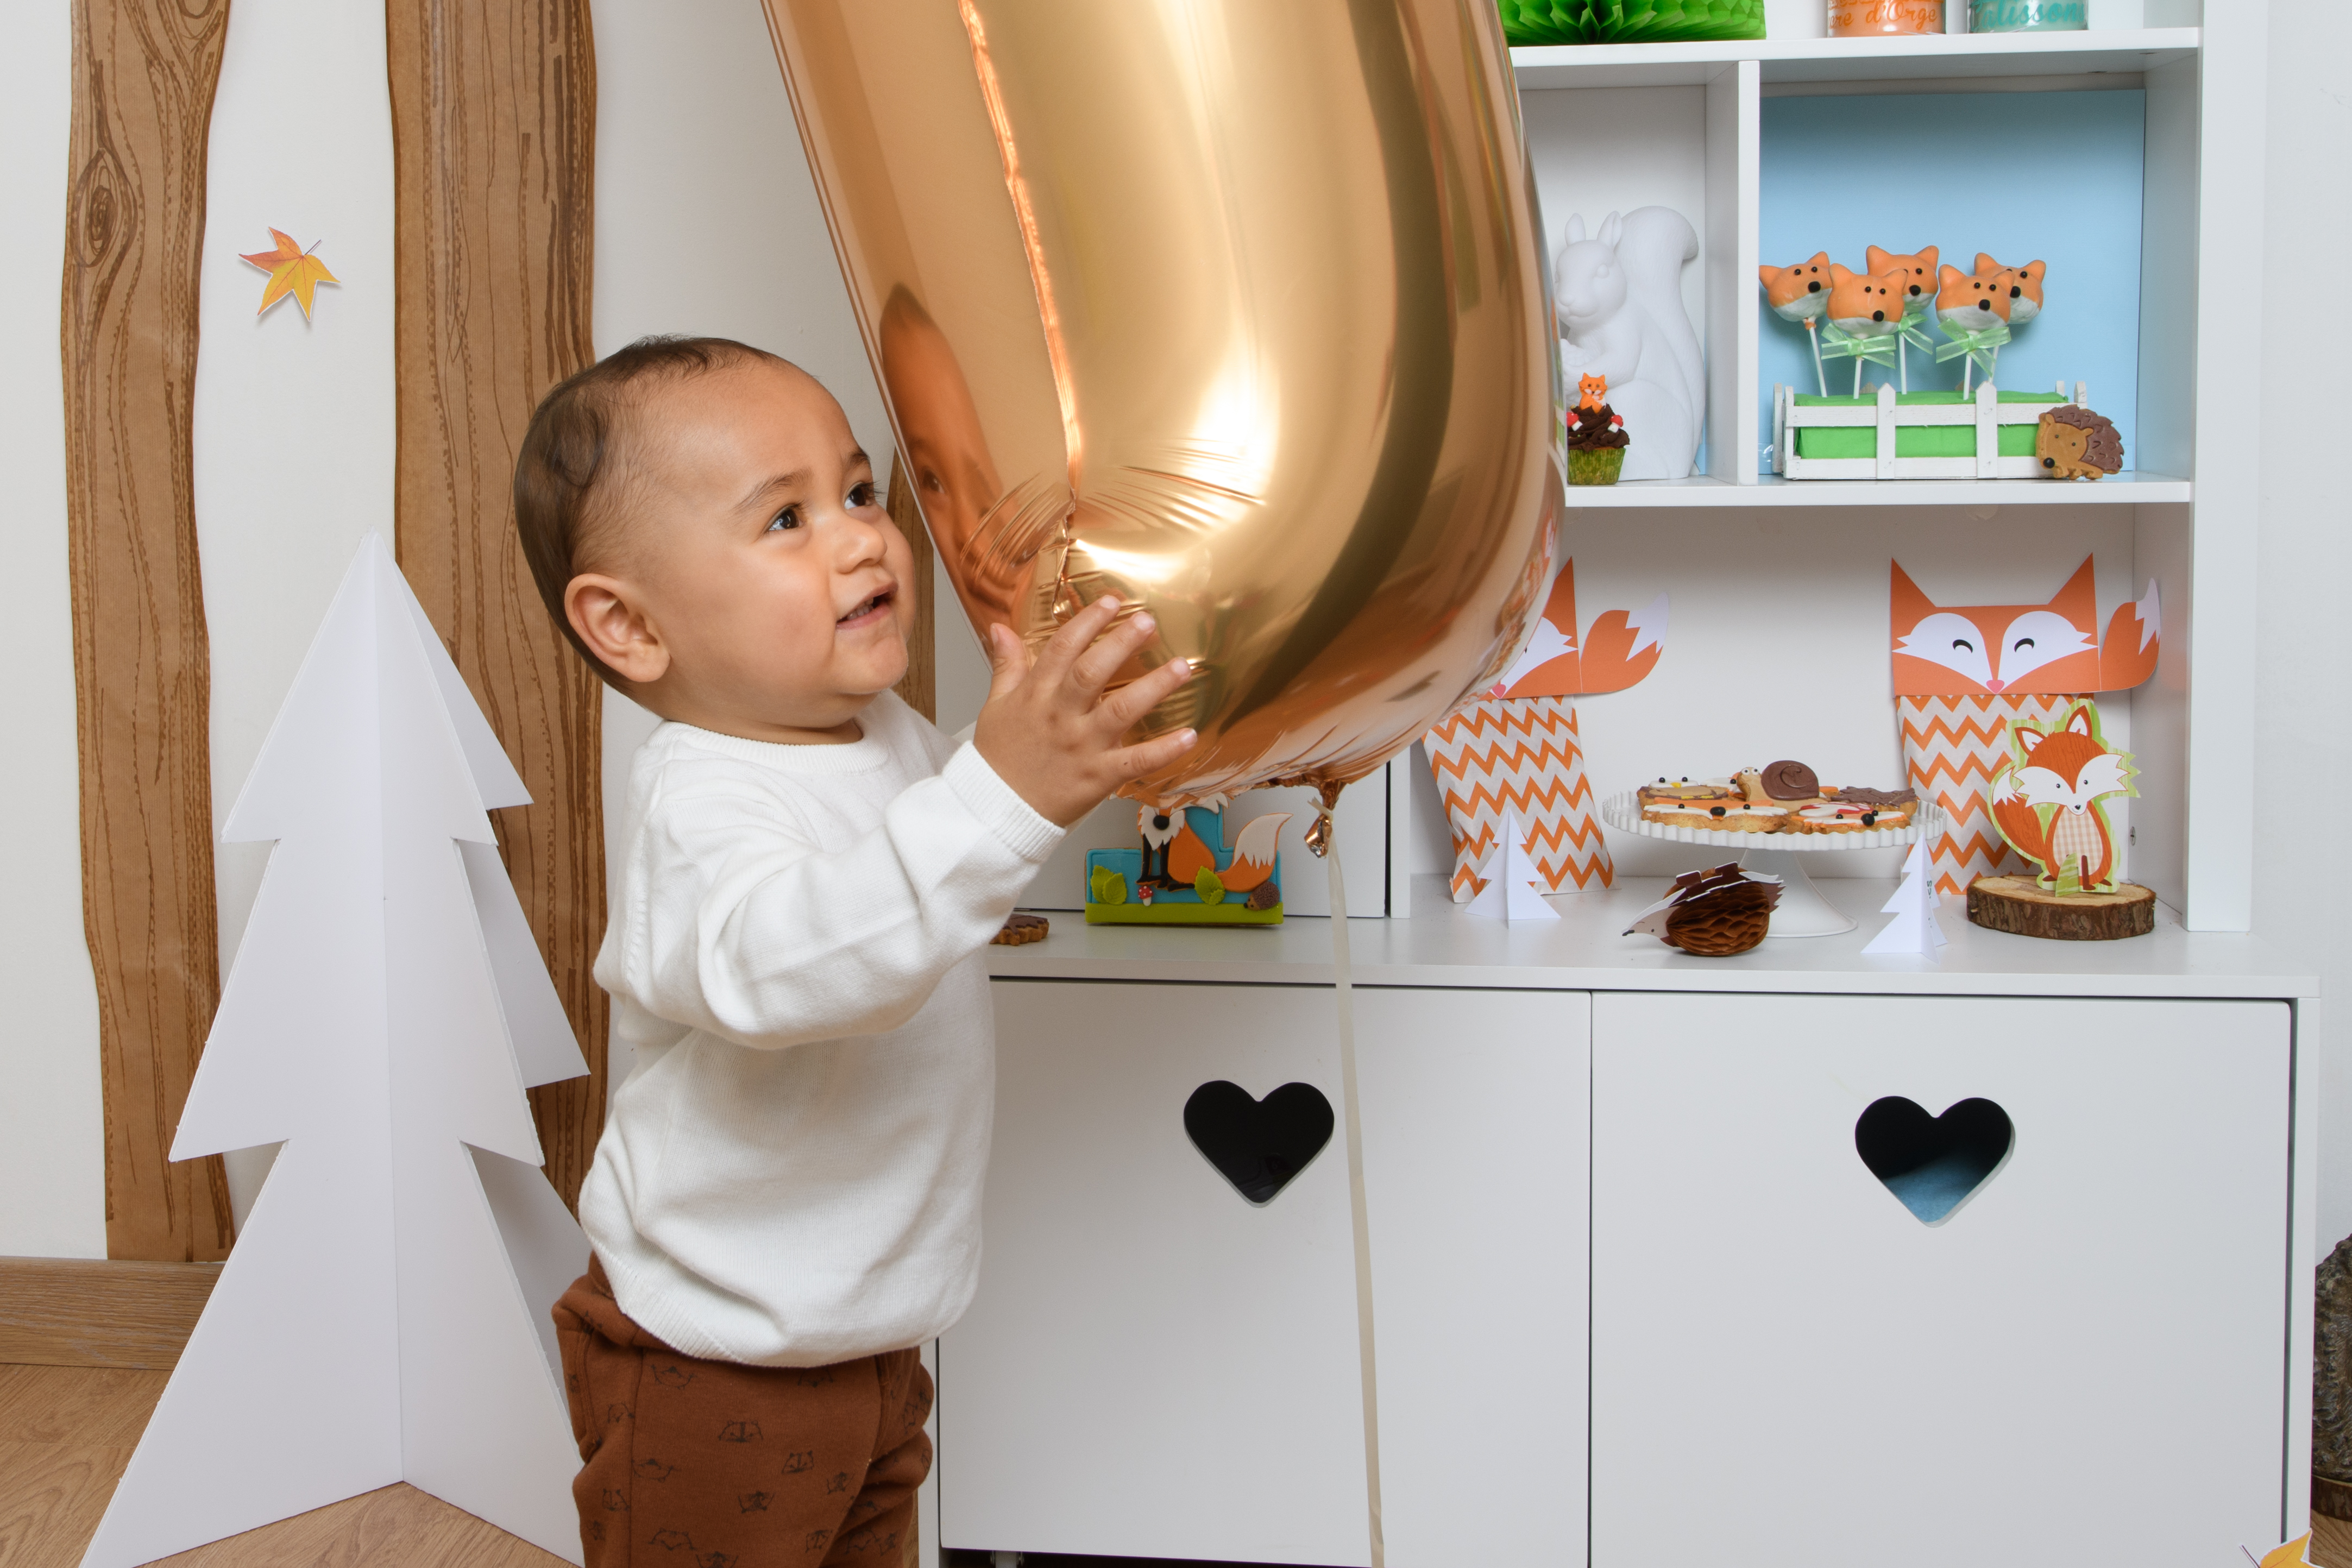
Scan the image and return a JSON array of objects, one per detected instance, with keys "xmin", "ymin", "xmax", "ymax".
[{"xmin": 1555, "ymin": 207, "xmax": 1705, "ymax": 482}]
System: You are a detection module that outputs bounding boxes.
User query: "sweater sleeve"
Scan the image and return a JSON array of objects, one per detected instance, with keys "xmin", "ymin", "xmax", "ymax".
[{"xmin": 615, "ymin": 744, "xmax": 1060, "ymax": 1050}]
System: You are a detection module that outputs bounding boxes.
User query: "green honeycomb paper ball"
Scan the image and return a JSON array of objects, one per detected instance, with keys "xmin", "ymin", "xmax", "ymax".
[{"xmin": 1496, "ymin": 0, "xmax": 1765, "ymax": 45}]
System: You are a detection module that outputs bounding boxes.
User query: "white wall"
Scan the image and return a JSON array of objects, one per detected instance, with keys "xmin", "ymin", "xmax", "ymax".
[
  {"xmin": 0, "ymin": 0, "xmax": 104, "ymax": 1258},
  {"xmin": 193, "ymin": 0, "xmax": 400, "ymax": 1230},
  {"xmin": 588, "ymin": 0, "xmax": 925, "ymax": 1091},
  {"xmin": 2255, "ymin": 0, "xmax": 2352, "ymax": 1251}
]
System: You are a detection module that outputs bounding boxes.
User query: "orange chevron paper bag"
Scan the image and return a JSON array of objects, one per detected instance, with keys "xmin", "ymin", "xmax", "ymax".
[
  {"xmin": 1891, "ymin": 559, "xmax": 2160, "ymax": 895},
  {"xmin": 1427, "ymin": 564, "xmax": 1666, "ymax": 901}
]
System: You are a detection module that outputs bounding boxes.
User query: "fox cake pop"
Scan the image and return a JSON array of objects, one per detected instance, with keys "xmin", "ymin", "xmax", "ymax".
[
  {"xmin": 1823, "ymin": 264, "xmax": 1907, "ymax": 394},
  {"xmin": 1935, "ymin": 263, "xmax": 2013, "ymax": 392},
  {"xmin": 1759, "ymin": 251, "xmax": 1833, "ymax": 393},
  {"xmin": 1974, "ymin": 254, "xmax": 2046, "ymax": 326}
]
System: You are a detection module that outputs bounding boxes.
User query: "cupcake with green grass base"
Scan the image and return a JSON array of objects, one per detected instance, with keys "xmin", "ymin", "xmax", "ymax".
[{"xmin": 1567, "ymin": 379, "xmax": 1630, "ymax": 486}]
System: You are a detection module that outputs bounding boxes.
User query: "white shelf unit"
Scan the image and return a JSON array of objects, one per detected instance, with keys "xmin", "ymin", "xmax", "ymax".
[{"xmin": 1512, "ymin": 5, "xmax": 2261, "ymax": 933}]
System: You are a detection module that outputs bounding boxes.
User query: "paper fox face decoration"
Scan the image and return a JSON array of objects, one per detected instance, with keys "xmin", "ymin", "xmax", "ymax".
[
  {"xmin": 1578, "ymin": 373, "xmax": 1608, "ymax": 411},
  {"xmin": 1827, "ymin": 265, "xmax": 1906, "ymax": 334},
  {"xmin": 1488, "ymin": 561, "xmax": 1667, "ymax": 700},
  {"xmin": 1975, "ymin": 253, "xmax": 2046, "ymax": 326},
  {"xmin": 1989, "ymin": 701, "xmax": 2136, "ymax": 895},
  {"xmin": 1866, "ymin": 244, "xmax": 1939, "ymax": 309},
  {"xmin": 1936, "ymin": 264, "xmax": 2012, "ymax": 330},
  {"xmin": 1891, "ymin": 558, "xmax": 2160, "ymax": 697},
  {"xmin": 1758, "ymin": 251, "xmax": 1833, "ymax": 322}
]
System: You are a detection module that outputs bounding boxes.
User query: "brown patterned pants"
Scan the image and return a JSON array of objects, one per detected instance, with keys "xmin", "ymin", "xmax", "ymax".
[{"xmin": 554, "ymin": 1259, "xmax": 929, "ymax": 1567}]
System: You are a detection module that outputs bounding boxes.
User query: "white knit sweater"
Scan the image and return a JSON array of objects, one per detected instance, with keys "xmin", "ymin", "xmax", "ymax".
[{"xmin": 576, "ymin": 692, "xmax": 1061, "ymax": 1367}]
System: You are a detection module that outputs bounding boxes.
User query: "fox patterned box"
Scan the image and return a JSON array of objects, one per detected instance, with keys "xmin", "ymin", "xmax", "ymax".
[{"xmin": 1086, "ymin": 802, "xmax": 1286, "ymax": 925}]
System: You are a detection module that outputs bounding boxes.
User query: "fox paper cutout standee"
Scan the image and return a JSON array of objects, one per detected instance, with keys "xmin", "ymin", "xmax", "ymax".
[
  {"xmin": 1425, "ymin": 563, "xmax": 1665, "ymax": 900},
  {"xmin": 1891, "ymin": 557, "xmax": 2159, "ymax": 895},
  {"xmin": 1989, "ymin": 701, "xmax": 2137, "ymax": 895}
]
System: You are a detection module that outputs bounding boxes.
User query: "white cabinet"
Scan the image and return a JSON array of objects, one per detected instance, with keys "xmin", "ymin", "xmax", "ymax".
[
  {"xmin": 942, "ymin": 979, "xmax": 1374, "ymax": 1566},
  {"xmin": 1356, "ymin": 988, "xmax": 1590, "ymax": 1568},
  {"xmin": 944, "ymin": 980, "xmax": 1593, "ymax": 1566},
  {"xmin": 1589, "ymin": 992, "xmax": 2292, "ymax": 1567}
]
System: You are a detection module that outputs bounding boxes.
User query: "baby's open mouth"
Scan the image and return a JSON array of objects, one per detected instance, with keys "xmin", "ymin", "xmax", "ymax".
[{"xmin": 838, "ymin": 589, "xmax": 893, "ymax": 626}]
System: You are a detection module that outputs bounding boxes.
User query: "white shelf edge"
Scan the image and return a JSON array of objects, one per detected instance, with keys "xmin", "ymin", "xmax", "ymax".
[
  {"xmin": 1564, "ymin": 473, "xmax": 2191, "ymax": 508},
  {"xmin": 989, "ymin": 877, "xmax": 2317, "ymax": 1000},
  {"xmin": 1511, "ymin": 27, "xmax": 2198, "ymax": 90}
]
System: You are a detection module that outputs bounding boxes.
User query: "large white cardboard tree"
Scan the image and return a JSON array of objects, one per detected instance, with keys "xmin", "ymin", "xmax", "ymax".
[{"xmin": 83, "ymin": 536, "xmax": 592, "ymax": 1567}]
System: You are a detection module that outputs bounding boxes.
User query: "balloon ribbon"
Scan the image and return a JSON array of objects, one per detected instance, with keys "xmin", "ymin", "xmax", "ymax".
[{"xmin": 1313, "ymin": 797, "xmax": 1385, "ymax": 1566}]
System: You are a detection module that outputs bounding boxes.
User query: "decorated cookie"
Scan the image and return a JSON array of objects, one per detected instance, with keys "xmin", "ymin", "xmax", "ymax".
[
  {"xmin": 1759, "ymin": 760, "xmax": 1820, "ymax": 801},
  {"xmin": 2036, "ymin": 406, "xmax": 2123, "ymax": 480}
]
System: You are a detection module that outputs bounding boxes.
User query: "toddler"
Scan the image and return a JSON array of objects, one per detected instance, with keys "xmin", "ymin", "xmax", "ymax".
[{"xmin": 513, "ymin": 336, "xmax": 1193, "ymax": 1566}]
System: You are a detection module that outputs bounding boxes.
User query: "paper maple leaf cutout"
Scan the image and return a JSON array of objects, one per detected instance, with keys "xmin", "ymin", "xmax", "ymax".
[{"xmin": 238, "ymin": 228, "xmax": 339, "ymax": 321}]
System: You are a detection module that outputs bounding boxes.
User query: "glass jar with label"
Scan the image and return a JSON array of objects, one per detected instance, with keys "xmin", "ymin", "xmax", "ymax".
[
  {"xmin": 1969, "ymin": 0, "xmax": 2087, "ymax": 29},
  {"xmin": 1828, "ymin": 0, "xmax": 1943, "ymax": 36}
]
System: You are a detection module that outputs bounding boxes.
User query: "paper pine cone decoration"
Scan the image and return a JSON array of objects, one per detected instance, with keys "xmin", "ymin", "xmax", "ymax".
[
  {"xmin": 1425, "ymin": 695, "xmax": 1612, "ymax": 900},
  {"xmin": 1496, "ymin": 0, "xmax": 1765, "ymax": 45},
  {"xmin": 1625, "ymin": 863, "xmax": 1782, "ymax": 956}
]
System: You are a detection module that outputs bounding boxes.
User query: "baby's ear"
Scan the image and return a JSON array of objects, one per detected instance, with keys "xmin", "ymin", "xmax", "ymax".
[{"xmin": 1829, "ymin": 262, "xmax": 1856, "ymax": 284}]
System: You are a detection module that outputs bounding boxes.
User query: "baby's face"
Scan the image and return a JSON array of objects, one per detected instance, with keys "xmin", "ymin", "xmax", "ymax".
[{"xmin": 612, "ymin": 361, "xmax": 913, "ymax": 740}]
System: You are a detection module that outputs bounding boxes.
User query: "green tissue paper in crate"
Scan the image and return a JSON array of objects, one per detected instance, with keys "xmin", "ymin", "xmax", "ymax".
[
  {"xmin": 1794, "ymin": 390, "xmax": 2062, "ymax": 461},
  {"xmin": 1496, "ymin": 0, "xmax": 1765, "ymax": 45}
]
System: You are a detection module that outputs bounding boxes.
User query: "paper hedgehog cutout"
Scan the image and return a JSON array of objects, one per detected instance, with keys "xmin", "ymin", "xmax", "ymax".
[{"xmin": 1625, "ymin": 862, "xmax": 1783, "ymax": 956}]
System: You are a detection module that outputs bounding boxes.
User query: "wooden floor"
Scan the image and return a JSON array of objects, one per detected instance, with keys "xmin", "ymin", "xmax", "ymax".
[
  {"xmin": 8, "ymin": 1358, "xmax": 2345, "ymax": 1568},
  {"xmin": 0, "ymin": 1363, "xmax": 565, "ymax": 1566}
]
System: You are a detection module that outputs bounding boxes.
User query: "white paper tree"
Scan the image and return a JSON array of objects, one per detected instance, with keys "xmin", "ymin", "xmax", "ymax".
[
  {"xmin": 1862, "ymin": 841, "xmax": 1949, "ymax": 958},
  {"xmin": 83, "ymin": 536, "xmax": 592, "ymax": 1567},
  {"xmin": 1466, "ymin": 808, "xmax": 1560, "ymax": 923}
]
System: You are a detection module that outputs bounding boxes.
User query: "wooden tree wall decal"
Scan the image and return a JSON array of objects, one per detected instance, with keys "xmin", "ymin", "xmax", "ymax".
[
  {"xmin": 80, "ymin": 537, "xmax": 590, "ymax": 1568},
  {"xmin": 62, "ymin": 0, "xmax": 236, "ymax": 1261},
  {"xmin": 387, "ymin": 0, "xmax": 606, "ymax": 1208}
]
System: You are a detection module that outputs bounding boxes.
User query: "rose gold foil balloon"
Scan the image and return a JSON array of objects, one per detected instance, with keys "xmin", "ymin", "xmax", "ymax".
[{"xmin": 761, "ymin": 0, "xmax": 1562, "ymax": 805}]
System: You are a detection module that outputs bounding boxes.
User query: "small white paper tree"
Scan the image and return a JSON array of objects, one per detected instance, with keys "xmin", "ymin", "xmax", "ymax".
[
  {"xmin": 1466, "ymin": 808, "xmax": 1560, "ymax": 923},
  {"xmin": 83, "ymin": 536, "xmax": 592, "ymax": 1567},
  {"xmin": 1863, "ymin": 841, "xmax": 1948, "ymax": 958}
]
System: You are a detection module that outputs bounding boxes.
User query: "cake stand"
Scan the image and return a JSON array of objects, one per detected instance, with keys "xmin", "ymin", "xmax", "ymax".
[{"xmin": 1600, "ymin": 791, "xmax": 1947, "ymax": 937}]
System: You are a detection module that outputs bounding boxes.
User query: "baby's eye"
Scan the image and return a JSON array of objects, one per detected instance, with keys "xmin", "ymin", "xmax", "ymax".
[
  {"xmin": 847, "ymin": 481, "xmax": 878, "ymax": 509},
  {"xmin": 767, "ymin": 505, "xmax": 801, "ymax": 532}
]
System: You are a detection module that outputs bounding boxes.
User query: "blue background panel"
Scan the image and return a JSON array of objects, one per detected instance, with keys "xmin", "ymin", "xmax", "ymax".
[{"xmin": 1757, "ymin": 90, "xmax": 2146, "ymax": 474}]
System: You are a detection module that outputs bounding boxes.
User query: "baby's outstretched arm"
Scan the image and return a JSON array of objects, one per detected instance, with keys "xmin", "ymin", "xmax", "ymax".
[{"xmin": 605, "ymin": 600, "xmax": 1195, "ymax": 1051}]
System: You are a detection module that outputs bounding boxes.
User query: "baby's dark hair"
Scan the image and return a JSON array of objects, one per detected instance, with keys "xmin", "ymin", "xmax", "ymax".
[{"xmin": 514, "ymin": 334, "xmax": 789, "ymax": 687}]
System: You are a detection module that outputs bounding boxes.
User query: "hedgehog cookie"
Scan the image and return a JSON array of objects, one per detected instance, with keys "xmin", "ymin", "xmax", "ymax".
[{"xmin": 2036, "ymin": 405, "xmax": 2123, "ymax": 480}]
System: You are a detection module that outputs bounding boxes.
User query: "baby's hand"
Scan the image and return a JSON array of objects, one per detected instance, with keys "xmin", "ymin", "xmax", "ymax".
[{"xmin": 973, "ymin": 596, "xmax": 1197, "ymax": 828}]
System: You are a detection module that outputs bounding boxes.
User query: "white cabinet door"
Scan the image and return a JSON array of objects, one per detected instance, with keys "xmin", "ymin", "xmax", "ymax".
[
  {"xmin": 944, "ymin": 980, "xmax": 1373, "ymax": 1566},
  {"xmin": 1590, "ymin": 993, "xmax": 2292, "ymax": 1567},
  {"xmin": 1356, "ymin": 988, "xmax": 1590, "ymax": 1568}
]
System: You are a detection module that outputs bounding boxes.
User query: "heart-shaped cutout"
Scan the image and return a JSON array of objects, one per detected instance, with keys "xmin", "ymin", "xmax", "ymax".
[
  {"xmin": 1184, "ymin": 1081, "xmax": 1334, "ymax": 1205},
  {"xmin": 1854, "ymin": 1096, "xmax": 2014, "ymax": 1225}
]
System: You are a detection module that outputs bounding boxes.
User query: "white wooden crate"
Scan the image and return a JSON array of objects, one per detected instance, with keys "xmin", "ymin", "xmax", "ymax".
[{"xmin": 1773, "ymin": 380, "xmax": 2090, "ymax": 481}]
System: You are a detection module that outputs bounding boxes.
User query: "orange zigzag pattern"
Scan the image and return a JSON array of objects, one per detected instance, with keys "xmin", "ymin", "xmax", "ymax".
[{"xmin": 1426, "ymin": 694, "xmax": 1611, "ymax": 896}]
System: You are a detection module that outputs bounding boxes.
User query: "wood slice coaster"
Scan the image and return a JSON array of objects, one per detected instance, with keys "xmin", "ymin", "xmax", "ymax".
[
  {"xmin": 1966, "ymin": 876, "xmax": 2154, "ymax": 941},
  {"xmin": 991, "ymin": 913, "xmax": 1051, "ymax": 947}
]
